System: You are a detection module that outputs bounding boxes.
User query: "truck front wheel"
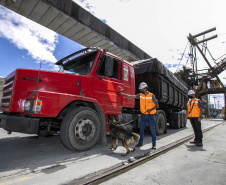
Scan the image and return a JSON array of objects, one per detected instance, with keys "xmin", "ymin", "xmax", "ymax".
[{"xmin": 60, "ymin": 107, "xmax": 100, "ymax": 151}]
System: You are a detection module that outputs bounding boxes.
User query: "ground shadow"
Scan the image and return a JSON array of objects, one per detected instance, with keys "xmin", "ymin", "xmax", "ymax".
[
  {"xmin": 0, "ymin": 124, "xmax": 190, "ymax": 177},
  {"xmin": 185, "ymin": 144, "xmax": 206, "ymax": 152}
]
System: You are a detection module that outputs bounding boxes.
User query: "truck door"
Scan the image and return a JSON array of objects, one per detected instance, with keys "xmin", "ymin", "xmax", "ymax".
[{"xmin": 92, "ymin": 54, "xmax": 123, "ymax": 114}]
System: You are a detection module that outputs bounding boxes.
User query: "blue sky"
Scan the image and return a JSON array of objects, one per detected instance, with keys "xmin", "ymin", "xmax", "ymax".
[
  {"xmin": 0, "ymin": 34, "xmax": 83, "ymax": 77},
  {"xmin": 0, "ymin": 5, "xmax": 83, "ymax": 77},
  {"xmin": 0, "ymin": 0, "xmax": 226, "ymax": 108}
]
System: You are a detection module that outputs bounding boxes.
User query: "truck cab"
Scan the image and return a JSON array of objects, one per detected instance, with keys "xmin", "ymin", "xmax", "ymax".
[{"xmin": 0, "ymin": 48, "xmax": 135, "ymax": 151}]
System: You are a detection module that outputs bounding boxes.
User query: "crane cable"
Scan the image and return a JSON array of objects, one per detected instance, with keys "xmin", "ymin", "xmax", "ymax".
[
  {"xmin": 176, "ymin": 41, "xmax": 189, "ymax": 72},
  {"xmin": 176, "ymin": 32, "xmax": 226, "ymax": 72}
]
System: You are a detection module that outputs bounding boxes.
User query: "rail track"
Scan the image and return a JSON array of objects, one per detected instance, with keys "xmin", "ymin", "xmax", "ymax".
[{"xmin": 68, "ymin": 123, "xmax": 220, "ymax": 185}]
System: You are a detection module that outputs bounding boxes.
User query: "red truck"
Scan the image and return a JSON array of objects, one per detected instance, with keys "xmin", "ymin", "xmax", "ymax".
[{"xmin": 0, "ymin": 47, "xmax": 188, "ymax": 151}]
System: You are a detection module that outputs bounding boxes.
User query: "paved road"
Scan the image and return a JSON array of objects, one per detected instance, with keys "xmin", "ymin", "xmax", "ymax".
[
  {"xmin": 0, "ymin": 119, "xmax": 224, "ymax": 185},
  {"xmin": 102, "ymin": 120, "xmax": 226, "ymax": 185}
]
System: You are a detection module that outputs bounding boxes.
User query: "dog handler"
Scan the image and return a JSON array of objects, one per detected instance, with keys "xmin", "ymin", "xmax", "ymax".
[
  {"xmin": 185, "ymin": 90, "xmax": 203, "ymax": 146},
  {"xmin": 119, "ymin": 82, "xmax": 159, "ymax": 149}
]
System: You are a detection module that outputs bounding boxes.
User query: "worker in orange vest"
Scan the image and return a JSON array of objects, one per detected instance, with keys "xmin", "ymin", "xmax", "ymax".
[
  {"xmin": 119, "ymin": 82, "xmax": 159, "ymax": 149},
  {"xmin": 185, "ymin": 90, "xmax": 203, "ymax": 146}
]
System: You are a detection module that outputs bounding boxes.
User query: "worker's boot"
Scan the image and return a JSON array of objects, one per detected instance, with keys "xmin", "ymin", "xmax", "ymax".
[
  {"xmin": 190, "ymin": 140, "xmax": 198, "ymax": 144},
  {"xmin": 152, "ymin": 144, "xmax": 156, "ymax": 150},
  {"xmin": 196, "ymin": 142, "xmax": 203, "ymax": 147},
  {"xmin": 136, "ymin": 143, "xmax": 143, "ymax": 147}
]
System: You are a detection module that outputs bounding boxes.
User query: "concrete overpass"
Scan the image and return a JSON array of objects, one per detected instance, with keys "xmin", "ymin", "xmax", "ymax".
[{"xmin": 0, "ymin": 0, "xmax": 151, "ymax": 62}]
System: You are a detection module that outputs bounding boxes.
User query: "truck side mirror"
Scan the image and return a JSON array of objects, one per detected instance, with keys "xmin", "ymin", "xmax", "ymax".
[{"xmin": 105, "ymin": 56, "xmax": 114, "ymax": 77}]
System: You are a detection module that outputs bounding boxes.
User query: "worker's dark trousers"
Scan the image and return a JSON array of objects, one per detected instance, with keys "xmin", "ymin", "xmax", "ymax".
[
  {"xmin": 190, "ymin": 117, "xmax": 203, "ymax": 143},
  {"xmin": 139, "ymin": 114, "xmax": 156, "ymax": 145}
]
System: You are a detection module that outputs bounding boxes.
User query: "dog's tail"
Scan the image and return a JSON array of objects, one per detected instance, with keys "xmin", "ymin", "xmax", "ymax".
[{"xmin": 132, "ymin": 133, "xmax": 140, "ymax": 141}]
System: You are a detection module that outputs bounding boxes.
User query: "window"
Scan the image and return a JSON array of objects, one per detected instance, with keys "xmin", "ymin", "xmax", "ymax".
[
  {"xmin": 59, "ymin": 51, "xmax": 97, "ymax": 75},
  {"xmin": 97, "ymin": 55, "xmax": 121, "ymax": 80}
]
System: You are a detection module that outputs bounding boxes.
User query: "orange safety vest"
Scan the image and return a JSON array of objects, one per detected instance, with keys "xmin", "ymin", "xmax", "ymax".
[
  {"xmin": 187, "ymin": 98, "xmax": 201, "ymax": 118},
  {"xmin": 140, "ymin": 92, "xmax": 156, "ymax": 114}
]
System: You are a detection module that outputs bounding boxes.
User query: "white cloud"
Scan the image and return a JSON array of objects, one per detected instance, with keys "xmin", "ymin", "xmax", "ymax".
[
  {"xmin": 1, "ymin": 2, "xmax": 225, "ymax": 107},
  {"xmin": 74, "ymin": 0, "xmax": 226, "ymax": 96},
  {"xmin": 48, "ymin": 63, "xmax": 60, "ymax": 71},
  {"xmin": 0, "ymin": 6, "xmax": 58, "ymax": 64},
  {"xmin": 74, "ymin": 0, "xmax": 226, "ymax": 109},
  {"xmin": 73, "ymin": 0, "xmax": 226, "ymax": 73}
]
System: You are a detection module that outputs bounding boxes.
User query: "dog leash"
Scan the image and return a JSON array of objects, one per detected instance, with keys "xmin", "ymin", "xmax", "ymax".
[{"xmin": 119, "ymin": 118, "xmax": 137, "ymax": 126}]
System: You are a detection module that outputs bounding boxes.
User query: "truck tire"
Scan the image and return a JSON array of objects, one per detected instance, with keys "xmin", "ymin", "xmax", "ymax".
[
  {"xmin": 60, "ymin": 107, "xmax": 100, "ymax": 151},
  {"xmin": 155, "ymin": 112, "xmax": 166, "ymax": 135},
  {"xmin": 172, "ymin": 112, "xmax": 181, "ymax": 129},
  {"xmin": 180, "ymin": 114, "xmax": 185, "ymax": 128},
  {"xmin": 174, "ymin": 118, "xmax": 181, "ymax": 129}
]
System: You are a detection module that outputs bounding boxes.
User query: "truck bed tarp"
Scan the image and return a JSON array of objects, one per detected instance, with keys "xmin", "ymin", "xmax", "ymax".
[{"xmin": 132, "ymin": 58, "xmax": 188, "ymax": 93}]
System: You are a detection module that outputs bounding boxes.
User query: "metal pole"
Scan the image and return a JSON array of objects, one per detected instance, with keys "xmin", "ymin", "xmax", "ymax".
[
  {"xmin": 192, "ymin": 27, "xmax": 216, "ymax": 38},
  {"xmin": 207, "ymin": 94, "xmax": 210, "ymax": 117},
  {"xmin": 213, "ymin": 96, "xmax": 216, "ymax": 109},
  {"xmin": 196, "ymin": 35, "xmax": 218, "ymax": 44},
  {"xmin": 195, "ymin": 44, "xmax": 224, "ymax": 88},
  {"xmin": 187, "ymin": 30, "xmax": 224, "ymax": 88}
]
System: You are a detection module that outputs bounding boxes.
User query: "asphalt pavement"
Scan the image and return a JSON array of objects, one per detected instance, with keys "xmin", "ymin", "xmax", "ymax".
[
  {"xmin": 0, "ymin": 119, "xmax": 225, "ymax": 185},
  {"xmin": 102, "ymin": 119, "xmax": 226, "ymax": 185}
]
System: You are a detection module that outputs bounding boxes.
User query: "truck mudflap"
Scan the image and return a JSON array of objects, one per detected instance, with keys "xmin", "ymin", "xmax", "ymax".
[{"xmin": 0, "ymin": 113, "xmax": 40, "ymax": 134}]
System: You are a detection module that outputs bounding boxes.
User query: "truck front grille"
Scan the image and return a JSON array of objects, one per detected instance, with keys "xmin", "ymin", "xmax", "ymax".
[{"xmin": 1, "ymin": 76, "xmax": 15, "ymax": 109}]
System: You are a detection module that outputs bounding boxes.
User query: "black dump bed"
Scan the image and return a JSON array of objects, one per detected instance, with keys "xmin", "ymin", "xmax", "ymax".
[{"xmin": 131, "ymin": 58, "xmax": 189, "ymax": 110}]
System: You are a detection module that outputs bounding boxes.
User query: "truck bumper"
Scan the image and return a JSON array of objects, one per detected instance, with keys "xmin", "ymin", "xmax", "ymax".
[{"xmin": 0, "ymin": 113, "xmax": 40, "ymax": 134}]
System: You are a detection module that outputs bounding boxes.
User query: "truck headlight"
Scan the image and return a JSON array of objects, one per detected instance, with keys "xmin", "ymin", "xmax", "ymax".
[
  {"xmin": 24, "ymin": 100, "xmax": 31, "ymax": 111},
  {"xmin": 24, "ymin": 99, "xmax": 42, "ymax": 113}
]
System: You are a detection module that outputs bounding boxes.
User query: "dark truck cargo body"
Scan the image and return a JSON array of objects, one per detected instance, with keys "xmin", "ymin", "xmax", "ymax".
[
  {"xmin": 127, "ymin": 58, "xmax": 189, "ymax": 134},
  {"xmin": 133, "ymin": 58, "xmax": 188, "ymax": 110}
]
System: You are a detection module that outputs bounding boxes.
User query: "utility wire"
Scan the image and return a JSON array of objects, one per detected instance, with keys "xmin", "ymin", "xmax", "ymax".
[
  {"xmin": 185, "ymin": 57, "xmax": 189, "ymax": 66},
  {"xmin": 215, "ymin": 54, "xmax": 226, "ymax": 61},
  {"xmin": 206, "ymin": 47, "xmax": 216, "ymax": 63},
  {"xmin": 176, "ymin": 41, "xmax": 189, "ymax": 71}
]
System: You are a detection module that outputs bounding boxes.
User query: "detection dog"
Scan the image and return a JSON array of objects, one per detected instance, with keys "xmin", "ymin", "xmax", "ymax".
[{"xmin": 108, "ymin": 116, "xmax": 140, "ymax": 156}]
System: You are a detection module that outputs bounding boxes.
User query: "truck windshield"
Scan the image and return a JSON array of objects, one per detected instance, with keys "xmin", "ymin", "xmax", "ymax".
[{"xmin": 59, "ymin": 51, "xmax": 98, "ymax": 75}]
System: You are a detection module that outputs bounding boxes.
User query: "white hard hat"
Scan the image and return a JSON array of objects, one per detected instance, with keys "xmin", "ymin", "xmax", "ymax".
[
  {"xmin": 139, "ymin": 82, "xmax": 148, "ymax": 89},
  {"xmin": 188, "ymin": 90, "xmax": 195, "ymax": 95}
]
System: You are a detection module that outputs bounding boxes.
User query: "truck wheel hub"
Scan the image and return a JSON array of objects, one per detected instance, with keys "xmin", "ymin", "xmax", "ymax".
[
  {"xmin": 159, "ymin": 121, "xmax": 163, "ymax": 128},
  {"xmin": 75, "ymin": 118, "xmax": 95, "ymax": 141}
]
